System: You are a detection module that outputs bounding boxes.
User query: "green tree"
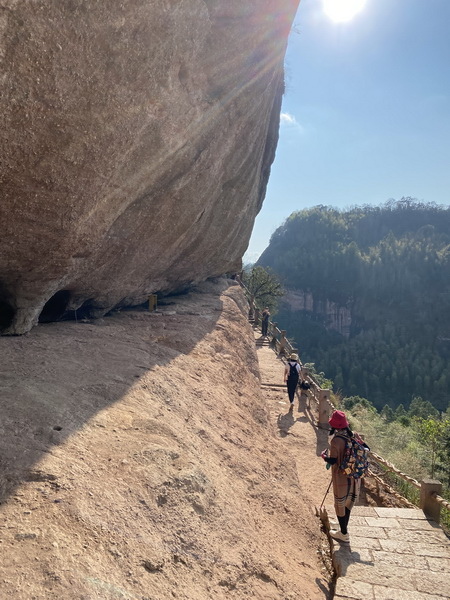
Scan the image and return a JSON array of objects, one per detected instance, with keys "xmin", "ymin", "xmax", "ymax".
[
  {"xmin": 436, "ymin": 423, "xmax": 450, "ymax": 486},
  {"xmin": 341, "ymin": 395, "xmax": 373, "ymax": 412},
  {"xmin": 416, "ymin": 418, "xmax": 449, "ymax": 478},
  {"xmin": 394, "ymin": 404, "xmax": 410, "ymax": 426},
  {"xmin": 395, "ymin": 404, "xmax": 407, "ymax": 418},
  {"xmin": 241, "ymin": 266, "xmax": 284, "ymax": 312},
  {"xmin": 302, "ymin": 363, "xmax": 333, "ymax": 390},
  {"xmin": 409, "ymin": 396, "xmax": 440, "ymax": 420},
  {"xmin": 381, "ymin": 404, "xmax": 395, "ymax": 423}
]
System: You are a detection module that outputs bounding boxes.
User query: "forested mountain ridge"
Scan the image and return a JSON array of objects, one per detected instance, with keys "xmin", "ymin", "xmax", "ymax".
[{"xmin": 257, "ymin": 200, "xmax": 450, "ymax": 411}]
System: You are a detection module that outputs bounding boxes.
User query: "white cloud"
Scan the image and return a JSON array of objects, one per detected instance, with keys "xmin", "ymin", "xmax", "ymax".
[
  {"xmin": 280, "ymin": 112, "xmax": 305, "ymax": 133},
  {"xmin": 280, "ymin": 112, "xmax": 297, "ymax": 125}
]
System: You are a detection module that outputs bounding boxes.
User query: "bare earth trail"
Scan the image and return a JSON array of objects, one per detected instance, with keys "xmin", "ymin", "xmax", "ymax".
[
  {"xmin": 0, "ymin": 281, "xmax": 332, "ymax": 600},
  {"xmin": 255, "ymin": 332, "xmax": 333, "ymax": 511}
]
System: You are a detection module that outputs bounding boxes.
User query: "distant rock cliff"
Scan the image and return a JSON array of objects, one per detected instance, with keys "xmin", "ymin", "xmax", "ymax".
[
  {"xmin": 284, "ymin": 290, "xmax": 352, "ymax": 338},
  {"xmin": 0, "ymin": 0, "xmax": 298, "ymax": 334}
]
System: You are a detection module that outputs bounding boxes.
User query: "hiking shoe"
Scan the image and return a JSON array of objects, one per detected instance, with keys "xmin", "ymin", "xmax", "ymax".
[
  {"xmin": 328, "ymin": 519, "xmax": 338, "ymax": 528},
  {"xmin": 289, "ymin": 402, "xmax": 294, "ymax": 410},
  {"xmin": 330, "ymin": 530, "xmax": 349, "ymax": 543}
]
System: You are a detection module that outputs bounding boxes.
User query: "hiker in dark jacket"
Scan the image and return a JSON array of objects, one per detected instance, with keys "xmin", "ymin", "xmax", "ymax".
[
  {"xmin": 321, "ymin": 410, "xmax": 360, "ymax": 543},
  {"xmin": 284, "ymin": 353, "xmax": 301, "ymax": 409},
  {"xmin": 261, "ymin": 307, "xmax": 270, "ymax": 337}
]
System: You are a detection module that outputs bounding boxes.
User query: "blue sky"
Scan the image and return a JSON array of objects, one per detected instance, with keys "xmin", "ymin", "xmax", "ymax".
[{"xmin": 244, "ymin": 0, "xmax": 450, "ymax": 262}]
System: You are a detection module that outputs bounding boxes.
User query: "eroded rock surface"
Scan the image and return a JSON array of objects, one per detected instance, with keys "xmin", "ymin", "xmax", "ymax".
[{"xmin": 0, "ymin": 0, "xmax": 298, "ymax": 333}]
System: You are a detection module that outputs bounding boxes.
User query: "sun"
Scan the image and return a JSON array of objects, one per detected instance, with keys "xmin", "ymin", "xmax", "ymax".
[{"xmin": 323, "ymin": 0, "xmax": 366, "ymax": 23}]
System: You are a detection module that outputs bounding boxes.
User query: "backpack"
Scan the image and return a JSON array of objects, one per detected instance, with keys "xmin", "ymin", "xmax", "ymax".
[
  {"xmin": 288, "ymin": 362, "xmax": 299, "ymax": 379},
  {"xmin": 336, "ymin": 433, "xmax": 370, "ymax": 479}
]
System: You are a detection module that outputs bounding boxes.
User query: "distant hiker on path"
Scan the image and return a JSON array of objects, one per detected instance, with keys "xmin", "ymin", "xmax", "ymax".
[
  {"xmin": 261, "ymin": 307, "xmax": 270, "ymax": 337},
  {"xmin": 321, "ymin": 410, "xmax": 360, "ymax": 543},
  {"xmin": 284, "ymin": 353, "xmax": 301, "ymax": 409}
]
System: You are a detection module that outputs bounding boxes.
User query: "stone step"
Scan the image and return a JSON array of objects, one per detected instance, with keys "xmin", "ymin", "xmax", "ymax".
[{"xmin": 326, "ymin": 506, "xmax": 450, "ymax": 599}]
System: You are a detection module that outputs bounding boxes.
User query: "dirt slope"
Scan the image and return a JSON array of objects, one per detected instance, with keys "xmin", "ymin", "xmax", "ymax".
[{"xmin": 0, "ymin": 279, "xmax": 331, "ymax": 599}]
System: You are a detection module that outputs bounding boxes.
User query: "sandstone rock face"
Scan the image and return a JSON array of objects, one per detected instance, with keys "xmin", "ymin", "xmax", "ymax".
[
  {"xmin": 0, "ymin": 0, "xmax": 298, "ymax": 334},
  {"xmin": 284, "ymin": 290, "xmax": 352, "ymax": 338}
]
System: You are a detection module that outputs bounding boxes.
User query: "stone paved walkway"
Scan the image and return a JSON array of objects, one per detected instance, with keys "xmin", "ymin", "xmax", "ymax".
[
  {"xmin": 330, "ymin": 505, "xmax": 450, "ymax": 600},
  {"xmin": 254, "ymin": 330, "xmax": 450, "ymax": 600}
]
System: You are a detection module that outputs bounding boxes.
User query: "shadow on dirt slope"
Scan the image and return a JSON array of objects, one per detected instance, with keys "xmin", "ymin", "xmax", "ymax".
[
  {"xmin": 0, "ymin": 278, "xmax": 331, "ymax": 600},
  {"xmin": 0, "ymin": 279, "xmax": 231, "ymax": 503}
]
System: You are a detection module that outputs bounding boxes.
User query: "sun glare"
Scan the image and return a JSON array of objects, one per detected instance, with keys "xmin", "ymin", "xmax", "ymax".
[{"xmin": 323, "ymin": 0, "xmax": 366, "ymax": 23}]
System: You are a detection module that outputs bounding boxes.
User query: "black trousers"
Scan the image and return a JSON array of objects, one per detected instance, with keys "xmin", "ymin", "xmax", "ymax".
[{"xmin": 286, "ymin": 377, "xmax": 299, "ymax": 402}]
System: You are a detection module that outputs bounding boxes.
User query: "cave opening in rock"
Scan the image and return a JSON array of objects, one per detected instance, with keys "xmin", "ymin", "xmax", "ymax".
[
  {"xmin": 0, "ymin": 299, "xmax": 15, "ymax": 331},
  {"xmin": 39, "ymin": 290, "xmax": 72, "ymax": 323},
  {"xmin": 69, "ymin": 298, "xmax": 96, "ymax": 320},
  {"xmin": 0, "ymin": 282, "xmax": 15, "ymax": 332}
]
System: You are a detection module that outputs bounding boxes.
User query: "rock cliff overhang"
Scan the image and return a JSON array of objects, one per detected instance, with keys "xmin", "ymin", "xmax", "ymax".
[{"xmin": 0, "ymin": 0, "xmax": 299, "ymax": 334}]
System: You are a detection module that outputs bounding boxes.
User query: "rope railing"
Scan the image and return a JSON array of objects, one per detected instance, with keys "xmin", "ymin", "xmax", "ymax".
[
  {"xmin": 367, "ymin": 453, "xmax": 449, "ymax": 526},
  {"xmin": 235, "ymin": 277, "xmax": 448, "ymax": 526},
  {"xmin": 433, "ymin": 493, "xmax": 450, "ymax": 511},
  {"xmin": 368, "ymin": 452, "xmax": 421, "ymax": 489},
  {"xmin": 368, "ymin": 468, "xmax": 417, "ymax": 508}
]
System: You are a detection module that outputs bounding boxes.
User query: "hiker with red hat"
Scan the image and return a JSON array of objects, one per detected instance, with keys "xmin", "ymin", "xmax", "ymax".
[{"xmin": 321, "ymin": 410, "xmax": 360, "ymax": 543}]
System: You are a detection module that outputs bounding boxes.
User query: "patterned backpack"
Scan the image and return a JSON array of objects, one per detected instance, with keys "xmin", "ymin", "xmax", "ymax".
[{"xmin": 336, "ymin": 433, "xmax": 370, "ymax": 479}]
